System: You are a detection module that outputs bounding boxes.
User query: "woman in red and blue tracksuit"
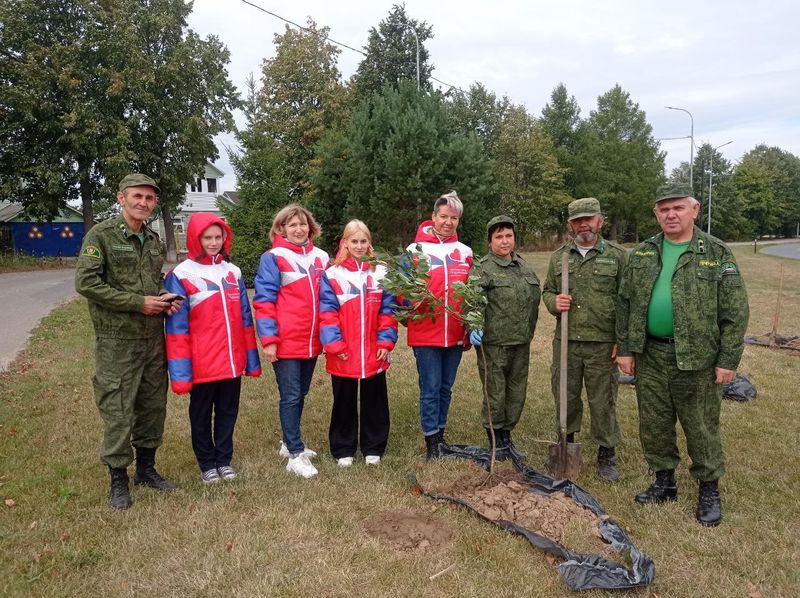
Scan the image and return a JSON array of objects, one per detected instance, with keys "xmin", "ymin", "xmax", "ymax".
[
  {"xmin": 253, "ymin": 204, "xmax": 330, "ymax": 478},
  {"xmin": 407, "ymin": 191, "xmax": 473, "ymax": 459},
  {"xmin": 319, "ymin": 220, "xmax": 398, "ymax": 465},
  {"xmin": 164, "ymin": 213, "xmax": 261, "ymax": 482}
]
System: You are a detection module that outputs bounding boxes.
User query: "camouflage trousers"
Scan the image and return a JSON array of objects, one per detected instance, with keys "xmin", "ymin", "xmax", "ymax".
[
  {"xmin": 635, "ymin": 339, "xmax": 724, "ymax": 481},
  {"xmin": 550, "ymin": 339, "xmax": 620, "ymax": 447},
  {"xmin": 476, "ymin": 343, "xmax": 530, "ymax": 430},
  {"xmin": 92, "ymin": 335, "xmax": 168, "ymax": 469}
]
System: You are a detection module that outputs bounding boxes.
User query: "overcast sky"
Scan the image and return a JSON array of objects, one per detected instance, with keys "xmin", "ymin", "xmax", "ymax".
[{"xmin": 187, "ymin": 0, "xmax": 800, "ymax": 192}]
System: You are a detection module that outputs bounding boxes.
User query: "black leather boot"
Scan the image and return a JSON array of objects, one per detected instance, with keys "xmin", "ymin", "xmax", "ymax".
[
  {"xmin": 108, "ymin": 467, "xmax": 132, "ymax": 510},
  {"xmin": 635, "ymin": 469, "xmax": 677, "ymax": 504},
  {"xmin": 134, "ymin": 447, "xmax": 177, "ymax": 492},
  {"xmin": 436, "ymin": 428, "xmax": 450, "ymax": 451},
  {"xmin": 696, "ymin": 480, "xmax": 722, "ymax": 527},
  {"xmin": 505, "ymin": 430, "xmax": 527, "ymax": 460},
  {"xmin": 597, "ymin": 446, "xmax": 620, "ymax": 482},
  {"xmin": 424, "ymin": 434, "xmax": 440, "ymax": 461}
]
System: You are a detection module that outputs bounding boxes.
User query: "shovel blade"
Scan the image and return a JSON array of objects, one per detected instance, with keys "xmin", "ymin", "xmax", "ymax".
[{"xmin": 547, "ymin": 442, "xmax": 583, "ymax": 480}]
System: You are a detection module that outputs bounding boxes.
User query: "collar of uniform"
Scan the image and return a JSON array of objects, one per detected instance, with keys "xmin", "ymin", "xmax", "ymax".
[
  {"xmin": 648, "ymin": 227, "xmax": 705, "ymax": 255},
  {"xmin": 568, "ymin": 237, "xmax": 605, "ymax": 255},
  {"xmin": 486, "ymin": 251, "xmax": 518, "ymax": 267},
  {"xmin": 115, "ymin": 216, "xmax": 155, "ymax": 240}
]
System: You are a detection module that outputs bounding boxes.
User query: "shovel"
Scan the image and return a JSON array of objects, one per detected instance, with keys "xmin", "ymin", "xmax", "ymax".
[{"xmin": 547, "ymin": 251, "xmax": 583, "ymax": 480}]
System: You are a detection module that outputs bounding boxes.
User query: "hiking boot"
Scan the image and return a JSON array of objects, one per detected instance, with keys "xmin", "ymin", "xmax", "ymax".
[
  {"xmin": 597, "ymin": 446, "xmax": 620, "ymax": 482},
  {"xmin": 696, "ymin": 480, "xmax": 722, "ymax": 527},
  {"xmin": 505, "ymin": 430, "xmax": 528, "ymax": 460},
  {"xmin": 424, "ymin": 434, "xmax": 440, "ymax": 461},
  {"xmin": 634, "ymin": 469, "xmax": 677, "ymax": 504},
  {"xmin": 286, "ymin": 453, "xmax": 318, "ymax": 478},
  {"xmin": 201, "ymin": 468, "xmax": 221, "ymax": 484},
  {"xmin": 217, "ymin": 465, "xmax": 237, "ymax": 481},
  {"xmin": 108, "ymin": 467, "xmax": 132, "ymax": 510},
  {"xmin": 337, "ymin": 457, "xmax": 354, "ymax": 468},
  {"xmin": 133, "ymin": 447, "xmax": 177, "ymax": 492},
  {"xmin": 436, "ymin": 428, "xmax": 450, "ymax": 451},
  {"xmin": 365, "ymin": 455, "xmax": 381, "ymax": 465},
  {"xmin": 279, "ymin": 442, "xmax": 317, "ymax": 460}
]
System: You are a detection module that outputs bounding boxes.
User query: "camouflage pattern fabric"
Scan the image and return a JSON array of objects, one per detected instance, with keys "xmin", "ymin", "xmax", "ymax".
[{"xmin": 476, "ymin": 343, "xmax": 530, "ymax": 429}]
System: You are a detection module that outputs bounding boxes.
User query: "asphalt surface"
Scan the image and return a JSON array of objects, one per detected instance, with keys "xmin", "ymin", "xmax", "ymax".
[
  {"xmin": 759, "ymin": 241, "xmax": 800, "ymax": 259},
  {"xmin": 0, "ymin": 268, "xmax": 77, "ymax": 372}
]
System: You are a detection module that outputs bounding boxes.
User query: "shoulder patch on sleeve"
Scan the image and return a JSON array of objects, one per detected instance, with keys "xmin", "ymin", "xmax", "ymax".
[
  {"xmin": 721, "ymin": 261, "xmax": 739, "ymax": 275},
  {"xmin": 81, "ymin": 245, "xmax": 102, "ymax": 258}
]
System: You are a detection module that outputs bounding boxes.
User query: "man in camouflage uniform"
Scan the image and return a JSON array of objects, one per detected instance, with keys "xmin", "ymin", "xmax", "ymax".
[
  {"xmin": 75, "ymin": 174, "xmax": 182, "ymax": 509},
  {"xmin": 616, "ymin": 184, "xmax": 748, "ymax": 526},
  {"xmin": 470, "ymin": 216, "xmax": 540, "ymax": 459},
  {"xmin": 543, "ymin": 198, "xmax": 628, "ymax": 481}
]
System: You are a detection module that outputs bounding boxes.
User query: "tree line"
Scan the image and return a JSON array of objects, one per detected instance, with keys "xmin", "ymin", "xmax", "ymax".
[{"xmin": 2, "ymin": 3, "xmax": 797, "ymax": 273}]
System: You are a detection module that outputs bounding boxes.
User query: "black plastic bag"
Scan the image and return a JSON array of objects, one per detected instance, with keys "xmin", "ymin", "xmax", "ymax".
[
  {"xmin": 413, "ymin": 444, "xmax": 655, "ymax": 592},
  {"xmin": 723, "ymin": 373, "xmax": 756, "ymax": 401}
]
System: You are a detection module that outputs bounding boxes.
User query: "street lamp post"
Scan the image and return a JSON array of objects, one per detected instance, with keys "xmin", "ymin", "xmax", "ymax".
[
  {"xmin": 403, "ymin": 23, "xmax": 420, "ymax": 91},
  {"xmin": 665, "ymin": 106, "xmax": 694, "ymax": 192},
  {"xmin": 707, "ymin": 140, "xmax": 733, "ymax": 235}
]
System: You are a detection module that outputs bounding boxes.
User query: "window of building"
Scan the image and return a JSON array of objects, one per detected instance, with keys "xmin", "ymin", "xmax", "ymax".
[{"xmin": 207, "ymin": 178, "xmax": 217, "ymax": 193}]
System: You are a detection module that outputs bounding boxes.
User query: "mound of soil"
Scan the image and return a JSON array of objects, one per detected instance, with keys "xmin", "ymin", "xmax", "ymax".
[
  {"xmin": 420, "ymin": 460, "xmax": 606, "ymax": 554},
  {"xmin": 363, "ymin": 509, "xmax": 454, "ymax": 554}
]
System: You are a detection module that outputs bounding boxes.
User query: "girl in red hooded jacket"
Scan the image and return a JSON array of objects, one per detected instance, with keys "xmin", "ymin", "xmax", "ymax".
[
  {"xmin": 319, "ymin": 220, "xmax": 398, "ymax": 467},
  {"xmin": 165, "ymin": 213, "xmax": 261, "ymax": 484}
]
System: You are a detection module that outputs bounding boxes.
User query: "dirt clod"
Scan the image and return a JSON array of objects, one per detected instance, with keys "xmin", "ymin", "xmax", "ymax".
[{"xmin": 363, "ymin": 509, "xmax": 454, "ymax": 554}]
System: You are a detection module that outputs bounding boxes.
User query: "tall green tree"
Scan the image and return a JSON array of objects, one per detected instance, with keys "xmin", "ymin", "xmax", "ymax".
[
  {"xmin": 352, "ymin": 4, "xmax": 434, "ymax": 100},
  {"xmin": 574, "ymin": 85, "xmax": 665, "ymax": 240},
  {"xmin": 539, "ymin": 83, "xmax": 583, "ymax": 197},
  {"xmin": 255, "ymin": 19, "xmax": 348, "ymax": 200},
  {"xmin": 447, "ymin": 83, "xmax": 509, "ymax": 156},
  {"xmin": 312, "ymin": 81, "xmax": 495, "ymax": 252},
  {"xmin": 493, "ymin": 105, "xmax": 570, "ymax": 243}
]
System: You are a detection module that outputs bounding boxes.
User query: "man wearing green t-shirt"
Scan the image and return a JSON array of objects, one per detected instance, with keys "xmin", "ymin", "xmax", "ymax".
[{"xmin": 616, "ymin": 184, "xmax": 749, "ymax": 527}]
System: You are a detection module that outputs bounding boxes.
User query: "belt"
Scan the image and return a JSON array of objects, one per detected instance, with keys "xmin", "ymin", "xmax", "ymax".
[{"xmin": 647, "ymin": 335, "xmax": 675, "ymax": 344}]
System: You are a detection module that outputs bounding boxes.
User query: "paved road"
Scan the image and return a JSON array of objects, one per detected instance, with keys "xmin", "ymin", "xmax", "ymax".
[
  {"xmin": 760, "ymin": 241, "xmax": 800, "ymax": 259},
  {"xmin": 0, "ymin": 269, "xmax": 77, "ymax": 372}
]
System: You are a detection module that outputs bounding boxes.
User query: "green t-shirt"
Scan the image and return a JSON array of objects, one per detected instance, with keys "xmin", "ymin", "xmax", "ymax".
[{"xmin": 646, "ymin": 238, "xmax": 690, "ymax": 337}]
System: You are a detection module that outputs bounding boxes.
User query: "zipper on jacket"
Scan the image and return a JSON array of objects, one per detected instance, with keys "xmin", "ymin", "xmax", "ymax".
[
  {"xmin": 359, "ymin": 263, "xmax": 366, "ymax": 379},
  {"xmin": 304, "ymin": 245, "xmax": 317, "ymax": 358},
  {"xmin": 441, "ymin": 237, "xmax": 450, "ymax": 345},
  {"xmin": 219, "ymin": 263, "xmax": 236, "ymax": 376}
]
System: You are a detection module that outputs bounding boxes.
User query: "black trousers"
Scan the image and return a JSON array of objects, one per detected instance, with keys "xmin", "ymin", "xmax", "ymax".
[
  {"xmin": 329, "ymin": 372, "xmax": 390, "ymax": 459},
  {"xmin": 188, "ymin": 377, "xmax": 241, "ymax": 471}
]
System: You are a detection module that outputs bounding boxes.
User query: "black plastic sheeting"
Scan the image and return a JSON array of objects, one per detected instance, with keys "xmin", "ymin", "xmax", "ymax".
[
  {"xmin": 413, "ymin": 444, "xmax": 655, "ymax": 592},
  {"xmin": 722, "ymin": 373, "xmax": 757, "ymax": 402}
]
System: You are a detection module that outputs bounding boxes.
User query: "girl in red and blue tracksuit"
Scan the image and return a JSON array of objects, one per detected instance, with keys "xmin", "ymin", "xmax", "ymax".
[
  {"xmin": 253, "ymin": 205, "xmax": 330, "ymax": 477},
  {"xmin": 319, "ymin": 220, "xmax": 398, "ymax": 465},
  {"xmin": 165, "ymin": 213, "xmax": 261, "ymax": 482}
]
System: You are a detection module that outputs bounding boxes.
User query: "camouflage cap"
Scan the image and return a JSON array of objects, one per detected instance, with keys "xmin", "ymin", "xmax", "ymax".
[
  {"xmin": 567, "ymin": 197, "xmax": 602, "ymax": 221},
  {"xmin": 655, "ymin": 182, "xmax": 693, "ymax": 204},
  {"xmin": 486, "ymin": 215, "xmax": 515, "ymax": 240},
  {"xmin": 118, "ymin": 173, "xmax": 160, "ymax": 194}
]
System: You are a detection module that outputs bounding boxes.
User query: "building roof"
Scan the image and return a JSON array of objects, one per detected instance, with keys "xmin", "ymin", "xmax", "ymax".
[
  {"xmin": 221, "ymin": 191, "xmax": 240, "ymax": 206},
  {"xmin": 0, "ymin": 200, "xmax": 84, "ymax": 223},
  {"xmin": 204, "ymin": 162, "xmax": 225, "ymax": 179}
]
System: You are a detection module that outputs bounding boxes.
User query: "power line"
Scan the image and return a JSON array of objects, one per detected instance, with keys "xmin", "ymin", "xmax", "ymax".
[{"xmin": 238, "ymin": 0, "xmax": 464, "ymax": 93}]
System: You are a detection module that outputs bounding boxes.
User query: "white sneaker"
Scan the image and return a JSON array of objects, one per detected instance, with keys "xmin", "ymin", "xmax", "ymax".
[
  {"xmin": 286, "ymin": 454, "xmax": 318, "ymax": 478},
  {"xmin": 337, "ymin": 457, "xmax": 354, "ymax": 468},
  {"xmin": 201, "ymin": 468, "xmax": 221, "ymax": 484},
  {"xmin": 217, "ymin": 465, "xmax": 237, "ymax": 480},
  {"xmin": 278, "ymin": 442, "xmax": 318, "ymax": 459},
  {"xmin": 365, "ymin": 455, "xmax": 381, "ymax": 465}
]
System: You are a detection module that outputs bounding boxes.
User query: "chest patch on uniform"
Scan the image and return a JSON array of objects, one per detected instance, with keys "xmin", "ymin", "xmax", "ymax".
[
  {"xmin": 634, "ymin": 250, "xmax": 655, "ymax": 257},
  {"xmin": 721, "ymin": 261, "xmax": 738, "ymax": 275},
  {"xmin": 595, "ymin": 257, "xmax": 616, "ymax": 264},
  {"xmin": 111, "ymin": 244, "xmax": 134, "ymax": 252},
  {"xmin": 81, "ymin": 245, "xmax": 101, "ymax": 258},
  {"xmin": 699, "ymin": 260, "xmax": 720, "ymax": 268}
]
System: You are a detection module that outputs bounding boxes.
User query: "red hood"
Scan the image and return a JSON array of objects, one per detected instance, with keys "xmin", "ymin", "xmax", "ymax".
[
  {"xmin": 414, "ymin": 220, "xmax": 459, "ymax": 244},
  {"xmin": 187, "ymin": 212, "xmax": 233, "ymax": 264},
  {"xmin": 338, "ymin": 257, "xmax": 371, "ymax": 272},
  {"xmin": 270, "ymin": 234, "xmax": 318, "ymax": 254}
]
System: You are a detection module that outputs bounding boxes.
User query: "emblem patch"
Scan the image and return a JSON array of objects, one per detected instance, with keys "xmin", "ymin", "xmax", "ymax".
[
  {"xmin": 721, "ymin": 261, "xmax": 739, "ymax": 275},
  {"xmin": 81, "ymin": 245, "xmax": 101, "ymax": 258}
]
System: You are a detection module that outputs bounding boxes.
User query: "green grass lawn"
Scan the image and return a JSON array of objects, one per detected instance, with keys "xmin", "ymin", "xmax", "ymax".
[{"xmin": 1, "ymin": 248, "xmax": 798, "ymax": 597}]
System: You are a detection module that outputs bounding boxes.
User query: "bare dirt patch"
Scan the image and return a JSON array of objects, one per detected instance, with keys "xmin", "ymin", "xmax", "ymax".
[
  {"xmin": 419, "ymin": 459, "xmax": 607, "ymax": 554},
  {"xmin": 363, "ymin": 509, "xmax": 454, "ymax": 554}
]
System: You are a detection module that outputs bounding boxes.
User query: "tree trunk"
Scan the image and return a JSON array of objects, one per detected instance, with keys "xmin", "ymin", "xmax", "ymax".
[
  {"xmin": 79, "ymin": 165, "xmax": 94, "ymax": 232},
  {"xmin": 160, "ymin": 203, "xmax": 178, "ymax": 263},
  {"xmin": 609, "ymin": 215, "xmax": 621, "ymax": 240}
]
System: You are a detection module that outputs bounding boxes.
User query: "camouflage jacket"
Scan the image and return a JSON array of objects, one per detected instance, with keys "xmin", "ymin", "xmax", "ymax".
[
  {"xmin": 616, "ymin": 226, "xmax": 749, "ymax": 371},
  {"xmin": 542, "ymin": 238, "xmax": 628, "ymax": 342},
  {"xmin": 471, "ymin": 252, "xmax": 540, "ymax": 345},
  {"xmin": 75, "ymin": 216, "xmax": 167, "ymax": 339}
]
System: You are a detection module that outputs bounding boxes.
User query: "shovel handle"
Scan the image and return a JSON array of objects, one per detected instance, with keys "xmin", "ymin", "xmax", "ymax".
[{"xmin": 559, "ymin": 251, "xmax": 569, "ymax": 439}]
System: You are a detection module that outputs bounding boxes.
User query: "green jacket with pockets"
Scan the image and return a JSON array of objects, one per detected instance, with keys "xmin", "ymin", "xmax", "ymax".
[
  {"xmin": 542, "ymin": 238, "xmax": 628, "ymax": 342},
  {"xmin": 75, "ymin": 216, "xmax": 167, "ymax": 339},
  {"xmin": 616, "ymin": 226, "xmax": 749, "ymax": 371}
]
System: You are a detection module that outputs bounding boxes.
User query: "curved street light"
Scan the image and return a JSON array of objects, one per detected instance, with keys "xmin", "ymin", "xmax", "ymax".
[
  {"xmin": 665, "ymin": 106, "xmax": 694, "ymax": 192},
  {"xmin": 707, "ymin": 140, "xmax": 733, "ymax": 235},
  {"xmin": 403, "ymin": 23, "xmax": 420, "ymax": 91}
]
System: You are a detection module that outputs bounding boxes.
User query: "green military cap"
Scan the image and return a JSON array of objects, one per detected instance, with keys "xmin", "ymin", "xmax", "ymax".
[
  {"xmin": 655, "ymin": 182, "xmax": 693, "ymax": 204},
  {"xmin": 567, "ymin": 197, "xmax": 602, "ymax": 221},
  {"xmin": 486, "ymin": 214, "xmax": 515, "ymax": 240},
  {"xmin": 118, "ymin": 173, "xmax": 160, "ymax": 194}
]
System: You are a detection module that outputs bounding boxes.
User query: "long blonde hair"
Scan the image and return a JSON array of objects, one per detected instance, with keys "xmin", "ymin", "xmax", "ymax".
[
  {"xmin": 333, "ymin": 219, "xmax": 376, "ymax": 266},
  {"xmin": 269, "ymin": 203, "xmax": 321, "ymax": 242}
]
